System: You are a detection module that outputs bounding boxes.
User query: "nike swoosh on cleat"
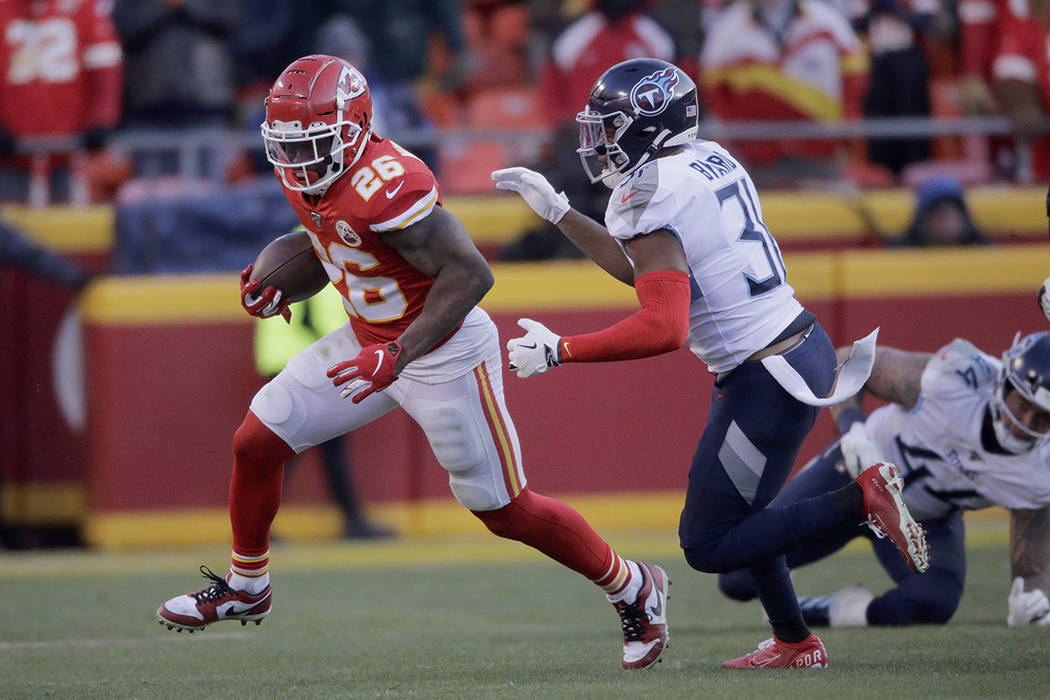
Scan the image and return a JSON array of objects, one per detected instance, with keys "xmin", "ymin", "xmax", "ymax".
[
  {"xmin": 649, "ymin": 593, "xmax": 663, "ymax": 618},
  {"xmin": 750, "ymin": 654, "xmax": 781, "ymax": 667},
  {"xmin": 216, "ymin": 601, "xmax": 253, "ymax": 617}
]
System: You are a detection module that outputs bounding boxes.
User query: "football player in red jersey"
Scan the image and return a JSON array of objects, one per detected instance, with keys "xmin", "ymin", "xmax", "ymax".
[
  {"xmin": 156, "ymin": 55, "xmax": 669, "ymax": 670},
  {"xmin": 0, "ymin": 0, "xmax": 123, "ymax": 202}
]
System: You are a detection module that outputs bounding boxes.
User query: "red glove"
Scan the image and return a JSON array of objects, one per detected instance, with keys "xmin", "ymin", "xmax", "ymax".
[
  {"xmin": 327, "ymin": 341, "xmax": 403, "ymax": 404},
  {"xmin": 240, "ymin": 264, "xmax": 291, "ymax": 323}
]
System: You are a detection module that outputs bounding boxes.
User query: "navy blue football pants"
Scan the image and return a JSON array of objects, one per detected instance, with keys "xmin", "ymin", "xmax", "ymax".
[
  {"xmin": 678, "ymin": 322, "xmax": 852, "ymax": 631},
  {"xmin": 717, "ymin": 438, "xmax": 966, "ymax": 625}
]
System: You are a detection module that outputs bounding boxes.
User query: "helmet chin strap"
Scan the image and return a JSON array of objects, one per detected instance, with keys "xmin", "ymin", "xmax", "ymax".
[{"xmin": 603, "ymin": 128, "xmax": 672, "ymax": 188}]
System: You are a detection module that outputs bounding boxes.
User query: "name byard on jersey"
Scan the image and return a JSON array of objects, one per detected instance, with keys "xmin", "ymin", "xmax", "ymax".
[{"xmin": 689, "ymin": 152, "xmax": 740, "ymax": 182}]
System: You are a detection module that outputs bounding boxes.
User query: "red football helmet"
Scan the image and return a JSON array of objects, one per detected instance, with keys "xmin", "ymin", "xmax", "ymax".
[{"xmin": 261, "ymin": 55, "xmax": 373, "ymax": 194}]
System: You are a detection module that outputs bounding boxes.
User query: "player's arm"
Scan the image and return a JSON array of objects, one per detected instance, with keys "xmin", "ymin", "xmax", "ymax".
[
  {"xmin": 491, "ymin": 167, "xmax": 635, "ymax": 285},
  {"xmin": 553, "ymin": 209, "xmax": 635, "ymax": 285},
  {"xmin": 1007, "ymin": 506, "xmax": 1050, "ymax": 626},
  {"xmin": 1010, "ymin": 506, "xmax": 1050, "ymax": 593},
  {"xmin": 506, "ymin": 229, "xmax": 690, "ymax": 378},
  {"xmin": 830, "ymin": 346, "xmax": 930, "ymax": 429},
  {"xmin": 381, "ymin": 205, "xmax": 493, "ymax": 373}
]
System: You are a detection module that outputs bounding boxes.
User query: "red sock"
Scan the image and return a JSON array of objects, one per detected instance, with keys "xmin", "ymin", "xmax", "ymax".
[
  {"xmin": 472, "ymin": 487, "xmax": 616, "ymax": 581},
  {"xmin": 229, "ymin": 411, "xmax": 295, "ymax": 559}
]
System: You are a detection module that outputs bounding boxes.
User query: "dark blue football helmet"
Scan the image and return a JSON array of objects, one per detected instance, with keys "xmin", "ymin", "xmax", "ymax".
[
  {"xmin": 576, "ymin": 58, "xmax": 699, "ymax": 188},
  {"xmin": 991, "ymin": 331, "xmax": 1050, "ymax": 453}
]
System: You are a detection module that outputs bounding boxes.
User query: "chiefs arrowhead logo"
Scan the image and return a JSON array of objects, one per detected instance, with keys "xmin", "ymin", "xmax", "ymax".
[
  {"xmin": 336, "ymin": 65, "xmax": 367, "ymax": 110},
  {"xmin": 336, "ymin": 219, "xmax": 361, "ymax": 247}
]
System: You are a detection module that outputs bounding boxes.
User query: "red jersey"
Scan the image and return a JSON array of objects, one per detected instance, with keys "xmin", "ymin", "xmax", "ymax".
[
  {"xmin": 0, "ymin": 0, "xmax": 123, "ymax": 139},
  {"xmin": 279, "ymin": 135, "xmax": 444, "ymax": 347},
  {"xmin": 700, "ymin": 0, "xmax": 868, "ymax": 166},
  {"xmin": 959, "ymin": 0, "xmax": 1007, "ymax": 79},
  {"xmin": 992, "ymin": 0, "xmax": 1050, "ymax": 179},
  {"xmin": 539, "ymin": 11, "xmax": 675, "ymax": 126}
]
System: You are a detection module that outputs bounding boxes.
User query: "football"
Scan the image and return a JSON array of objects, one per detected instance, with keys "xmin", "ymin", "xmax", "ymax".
[{"xmin": 250, "ymin": 229, "xmax": 329, "ymax": 303}]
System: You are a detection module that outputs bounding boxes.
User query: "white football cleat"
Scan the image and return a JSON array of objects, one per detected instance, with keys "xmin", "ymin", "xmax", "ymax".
[
  {"xmin": 157, "ymin": 565, "xmax": 272, "ymax": 632},
  {"xmin": 613, "ymin": 561, "xmax": 670, "ymax": 669}
]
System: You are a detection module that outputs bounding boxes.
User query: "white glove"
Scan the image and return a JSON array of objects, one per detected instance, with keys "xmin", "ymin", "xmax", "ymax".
[
  {"xmin": 838, "ymin": 421, "xmax": 883, "ymax": 479},
  {"xmin": 1007, "ymin": 576, "xmax": 1050, "ymax": 626},
  {"xmin": 506, "ymin": 318, "xmax": 562, "ymax": 379},
  {"xmin": 1038, "ymin": 277, "xmax": 1050, "ymax": 323},
  {"xmin": 491, "ymin": 167, "xmax": 570, "ymax": 224}
]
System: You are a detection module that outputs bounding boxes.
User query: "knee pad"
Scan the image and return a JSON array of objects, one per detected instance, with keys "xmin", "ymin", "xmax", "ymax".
[
  {"xmin": 413, "ymin": 399, "xmax": 514, "ymax": 512},
  {"xmin": 249, "ymin": 377, "xmax": 308, "ymax": 443},
  {"xmin": 718, "ymin": 570, "xmax": 758, "ymax": 601}
]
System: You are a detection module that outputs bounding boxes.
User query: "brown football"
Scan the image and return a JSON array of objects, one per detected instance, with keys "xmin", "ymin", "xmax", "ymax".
[{"xmin": 250, "ymin": 230, "xmax": 329, "ymax": 303}]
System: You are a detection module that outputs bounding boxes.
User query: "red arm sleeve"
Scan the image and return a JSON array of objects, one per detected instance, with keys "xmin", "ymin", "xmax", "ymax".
[{"xmin": 559, "ymin": 269, "xmax": 691, "ymax": 363}]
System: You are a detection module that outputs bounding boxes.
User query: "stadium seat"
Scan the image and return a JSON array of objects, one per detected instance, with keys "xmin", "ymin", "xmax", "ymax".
[
  {"xmin": 417, "ymin": 88, "xmax": 462, "ymax": 129},
  {"xmin": 490, "ymin": 4, "xmax": 528, "ymax": 47},
  {"xmin": 466, "ymin": 87, "xmax": 543, "ymax": 129},
  {"xmin": 438, "ymin": 141, "xmax": 510, "ymax": 194}
]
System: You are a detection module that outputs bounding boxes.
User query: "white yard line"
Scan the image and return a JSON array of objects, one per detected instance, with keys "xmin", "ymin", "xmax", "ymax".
[{"xmin": 0, "ymin": 631, "xmax": 249, "ymax": 651}]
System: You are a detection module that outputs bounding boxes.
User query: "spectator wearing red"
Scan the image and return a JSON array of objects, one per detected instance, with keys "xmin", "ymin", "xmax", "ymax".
[
  {"xmin": 992, "ymin": 0, "xmax": 1050, "ymax": 181},
  {"xmin": 0, "ymin": 0, "xmax": 123, "ymax": 203},
  {"xmin": 700, "ymin": 0, "xmax": 868, "ymax": 186},
  {"xmin": 538, "ymin": 0, "xmax": 677, "ymax": 127}
]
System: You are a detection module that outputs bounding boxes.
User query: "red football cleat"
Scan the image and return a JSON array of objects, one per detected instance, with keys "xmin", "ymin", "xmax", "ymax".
[
  {"xmin": 857, "ymin": 462, "xmax": 930, "ymax": 573},
  {"xmin": 722, "ymin": 634, "xmax": 828, "ymax": 669},
  {"xmin": 157, "ymin": 565, "xmax": 272, "ymax": 632},
  {"xmin": 614, "ymin": 562, "xmax": 670, "ymax": 669}
]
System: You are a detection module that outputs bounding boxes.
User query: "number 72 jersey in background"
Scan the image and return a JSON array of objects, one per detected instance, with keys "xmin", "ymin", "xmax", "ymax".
[
  {"xmin": 604, "ymin": 140, "xmax": 804, "ymax": 374},
  {"xmin": 277, "ymin": 134, "xmax": 447, "ymax": 348},
  {"xmin": 0, "ymin": 0, "xmax": 122, "ymax": 140}
]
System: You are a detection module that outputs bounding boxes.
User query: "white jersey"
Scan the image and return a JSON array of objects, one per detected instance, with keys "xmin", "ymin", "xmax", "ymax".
[
  {"xmin": 605, "ymin": 140, "xmax": 804, "ymax": 373},
  {"xmin": 865, "ymin": 338, "xmax": 1050, "ymax": 521}
]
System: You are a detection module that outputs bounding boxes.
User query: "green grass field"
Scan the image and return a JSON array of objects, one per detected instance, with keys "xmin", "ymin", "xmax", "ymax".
[{"xmin": 1, "ymin": 521, "xmax": 1048, "ymax": 699}]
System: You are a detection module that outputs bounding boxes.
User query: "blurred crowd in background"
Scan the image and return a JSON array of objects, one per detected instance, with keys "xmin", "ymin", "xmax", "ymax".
[
  {"xmin": 2, "ymin": 0, "xmax": 1045, "ymax": 247},
  {"xmin": 3, "ymin": 0, "xmax": 1047, "ymax": 551}
]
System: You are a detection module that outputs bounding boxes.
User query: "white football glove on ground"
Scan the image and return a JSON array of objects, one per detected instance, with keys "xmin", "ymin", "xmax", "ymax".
[
  {"xmin": 838, "ymin": 421, "xmax": 883, "ymax": 479},
  {"xmin": 1038, "ymin": 277, "xmax": 1050, "ymax": 323},
  {"xmin": 1007, "ymin": 576, "xmax": 1050, "ymax": 626},
  {"xmin": 491, "ymin": 167, "xmax": 570, "ymax": 224},
  {"xmin": 507, "ymin": 318, "xmax": 562, "ymax": 378}
]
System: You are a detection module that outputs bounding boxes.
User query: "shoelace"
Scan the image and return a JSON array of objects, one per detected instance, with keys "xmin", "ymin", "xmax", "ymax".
[
  {"xmin": 755, "ymin": 638, "xmax": 776, "ymax": 652},
  {"xmin": 864, "ymin": 515, "xmax": 887, "ymax": 539},
  {"xmin": 615, "ymin": 600, "xmax": 647, "ymax": 642},
  {"xmin": 190, "ymin": 565, "xmax": 233, "ymax": 604}
]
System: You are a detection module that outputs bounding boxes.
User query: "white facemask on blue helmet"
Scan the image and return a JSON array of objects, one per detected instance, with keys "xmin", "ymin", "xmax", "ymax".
[
  {"xmin": 990, "ymin": 331, "xmax": 1050, "ymax": 454},
  {"xmin": 576, "ymin": 58, "xmax": 700, "ymax": 189}
]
